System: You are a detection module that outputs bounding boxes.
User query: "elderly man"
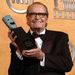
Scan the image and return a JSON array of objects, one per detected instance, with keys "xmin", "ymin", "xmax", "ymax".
[{"xmin": 8, "ymin": 2, "xmax": 73, "ymax": 75}]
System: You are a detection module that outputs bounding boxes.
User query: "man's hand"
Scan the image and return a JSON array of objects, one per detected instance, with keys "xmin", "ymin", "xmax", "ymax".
[
  {"xmin": 8, "ymin": 30, "xmax": 17, "ymax": 42},
  {"xmin": 8, "ymin": 30, "xmax": 21, "ymax": 55},
  {"xmin": 22, "ymin": 48, "xmax": 45, "ymax": 60}
]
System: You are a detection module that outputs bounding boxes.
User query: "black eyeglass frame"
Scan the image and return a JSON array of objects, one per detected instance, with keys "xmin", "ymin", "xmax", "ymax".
[{"xmin": 27, "ymin": 12, "xmax": 48, "ymax": 18}]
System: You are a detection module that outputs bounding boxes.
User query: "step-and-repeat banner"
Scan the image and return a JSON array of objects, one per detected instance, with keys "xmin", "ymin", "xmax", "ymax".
[{"xmin": 0, "ymin": 0, "xmax": 75, "ymax": 75}]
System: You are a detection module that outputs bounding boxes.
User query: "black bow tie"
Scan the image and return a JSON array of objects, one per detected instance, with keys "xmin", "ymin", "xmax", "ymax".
[{"xmin": 32, "ymin": 32, "xmax": 45, "ymax": 40}]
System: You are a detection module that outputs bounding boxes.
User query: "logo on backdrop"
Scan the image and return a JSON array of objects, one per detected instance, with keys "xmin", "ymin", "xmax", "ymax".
[
  {"xmin": 6, "ymin": 0, "xmax": 34, "ymax": 14},
  {"xmin": 53, "ymin": 0, "xmax": 75, "ymax": 20}
]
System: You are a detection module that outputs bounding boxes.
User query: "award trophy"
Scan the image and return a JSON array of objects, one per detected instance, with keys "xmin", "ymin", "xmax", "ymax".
[{"xmin": 2, "ymin": 15, "xmax": 36, "ymax": 52}]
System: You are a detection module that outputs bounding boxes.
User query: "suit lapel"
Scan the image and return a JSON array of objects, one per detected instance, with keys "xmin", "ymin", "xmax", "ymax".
[{"xmin": 41, "ymin": 30, "xmax": 55, "ymax": 53}]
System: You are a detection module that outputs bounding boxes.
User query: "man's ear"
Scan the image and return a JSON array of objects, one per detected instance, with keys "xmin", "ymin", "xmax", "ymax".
[
  {"xmin": 45, "ymin": 23, "xmax": 47, "ymax": 27},
  {"xmin": 26, "ymin": 14, "xmax": 27, "ymax": 18},
  {"xmin": 26, "ymin": 14, "xmax": 29, "ymax": 19},
  {"xmin": 26, "ymin": 19, "xmax": 30, "ymax": 27}
]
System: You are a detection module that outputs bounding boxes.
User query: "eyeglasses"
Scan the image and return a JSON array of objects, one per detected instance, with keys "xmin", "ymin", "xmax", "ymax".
[{"xmin": 27, "ymin": 12, "xmax": 48, "ymax": 18}]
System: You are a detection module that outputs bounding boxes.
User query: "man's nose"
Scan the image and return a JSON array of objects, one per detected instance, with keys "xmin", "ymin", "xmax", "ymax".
[{"xmin": 35, "ymin": 14, "xmax": 40, "ymax": 19}]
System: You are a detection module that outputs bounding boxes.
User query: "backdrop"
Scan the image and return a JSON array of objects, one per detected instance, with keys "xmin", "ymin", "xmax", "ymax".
[{"xmin": 0, "ymin": 0, "xmax": 75, "ymax": 75}]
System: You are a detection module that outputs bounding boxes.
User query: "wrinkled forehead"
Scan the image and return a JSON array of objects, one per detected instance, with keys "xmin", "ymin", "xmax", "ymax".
[{"xmin": 28, "ymin": 4, "xmax": 47, "ymax": 13}]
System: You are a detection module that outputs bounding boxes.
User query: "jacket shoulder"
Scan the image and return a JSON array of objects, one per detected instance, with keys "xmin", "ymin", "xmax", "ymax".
[{"xmin": 47, "ymin": 30, "xmax": 68, "ymax": 37}]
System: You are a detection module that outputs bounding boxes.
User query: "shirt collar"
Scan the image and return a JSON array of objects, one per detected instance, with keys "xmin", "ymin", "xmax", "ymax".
[{"xmin": 30, "ymin": 29, "xmax": 46, "ymax": 35}]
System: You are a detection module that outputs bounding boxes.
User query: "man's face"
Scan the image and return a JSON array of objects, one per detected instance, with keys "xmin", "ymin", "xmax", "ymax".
[{"xmin": 26, "ymin": 4, "xmax": 48, "ymax": 31}]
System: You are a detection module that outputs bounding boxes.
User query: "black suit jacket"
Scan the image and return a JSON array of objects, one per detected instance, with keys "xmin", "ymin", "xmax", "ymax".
[{"xmin": 8, "ymin": 30, "xmax": 73, "ymax": 75}]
